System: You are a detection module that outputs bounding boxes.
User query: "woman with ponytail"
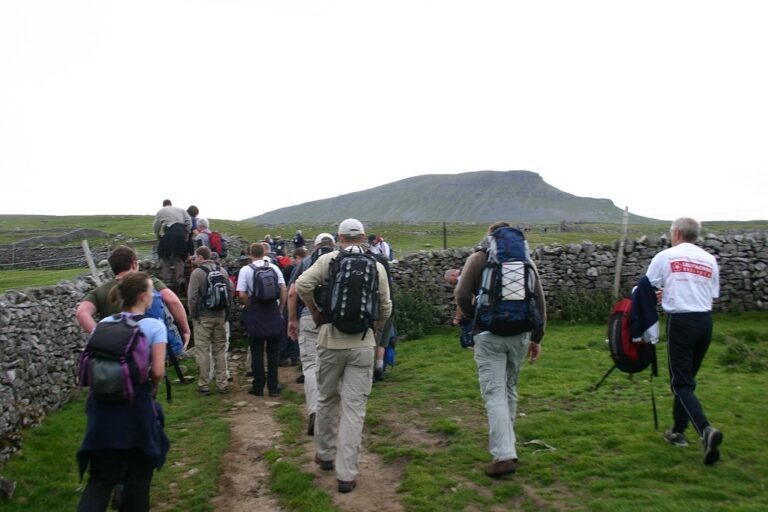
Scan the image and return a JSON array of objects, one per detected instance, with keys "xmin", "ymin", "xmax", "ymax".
[{"xmin": 77, "ymin": 272, "xmax": 169, "ymax": 512}]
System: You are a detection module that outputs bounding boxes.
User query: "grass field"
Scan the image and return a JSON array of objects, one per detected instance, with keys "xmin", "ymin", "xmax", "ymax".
[{"xmin": 2, "ymin": 313, "xmax": 766, "ymax": 511}]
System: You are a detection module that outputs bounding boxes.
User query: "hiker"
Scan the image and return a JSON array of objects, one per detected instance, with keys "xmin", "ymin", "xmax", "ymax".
[
  {"xmin": 646, "ymin": 217, "xmax": 723, "ymax": 464},
  {"xmin": 188, "ymin": 246, "xmax": 233, "ymax": 395},
  {"xmin": 153, "ymin": 199, "xmax": 192, "ymax": 289},
  {"xmin": 444, "ymin": 268, "xmax": 460, "ymax": 288},
  {"xmin": 186, "ymin": 205, "xmax": 200, "ymax": 255},
  {"xmin": 236, "ymin": 242, "xmax": 287, "ymax": 397},
  {"xmin": 76, "ymin": 272, "xmax": 170, "ymax": 512},
  {"xmin": 296, "ymin": 218, "xmax": 392, "ymax": 493},
  {"xmin": 195, "ymin": 217, "xmax": 212, "ymax": 248},
  {"xmin": 367, "ymin": 234, "xmax": 392, "ymax": 260},
  {"xmin": 454, "ymin": 221, "xmax": 547, "ymax": 478},
  {"xmin": 444, "ymin": 268, "xmax": 474, "ymax": 348},
  {"xmin": 292, "ymin": 229, "xmax": 306, "ymax": 249},
  {"xmin": 210, "ymin": 251, "xmax": 233, "ymax": 382},
  {"xmin": 274, "ymin": 236, "xmax": 287, "ymax": 257},
  {"xmin": 287, "ymin": 232, "xmax": 337, "ymax": 436},
  {"xmin": 278, "ymin": 248, "xmax": 307, "ymax": 368},
  {"xmin": 75, "ymin": 245, "xmax": 191, "ymax": 351},
  {"xmin": 365, "ymin": 244, "xmax": 396, "ymax": 382}
]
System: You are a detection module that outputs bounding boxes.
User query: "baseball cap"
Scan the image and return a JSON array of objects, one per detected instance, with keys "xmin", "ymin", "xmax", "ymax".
[
  {"xmin": 314, "ymin": 232, "xmax": 334, "ymax": 245},
  {"xmin": 338, "ymin": 218, "xmax": 365, "ymax": 236}
]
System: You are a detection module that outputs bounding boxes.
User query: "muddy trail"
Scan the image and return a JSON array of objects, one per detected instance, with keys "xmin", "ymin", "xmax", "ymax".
[{"xmin": 209, "ymin": 360, "xmax": 405, "ymax": 512}]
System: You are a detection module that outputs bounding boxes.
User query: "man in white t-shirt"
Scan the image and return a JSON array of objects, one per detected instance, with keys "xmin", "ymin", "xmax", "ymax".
[
  {"xmin": 645, "ymin": 217, "xmax": 722, "ymax": 465},
  {"xmin": 236, "ymin": 242, "xmax": 287, "ymax": 397}
]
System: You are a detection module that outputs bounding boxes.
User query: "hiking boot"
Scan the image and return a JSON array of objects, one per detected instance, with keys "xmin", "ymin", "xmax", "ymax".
[
  {"xmin": 373, "ymin": 367, "xmax": 384, "ymax": 382},
  {"xmin": 248, "ymin": 388, "xmax": 264, "ymax": 397},
  {"xmin": 217, "ymin": 388, "xmax": 229, "ymax": 395},
  {"xmin": 315, "ymin": 454, "xmax": 334, "ymax": 471},
  {"xmin": 296, "ymin": 374, "xmax": 305, "ymax": 384},
  {"xmin": 663, "ymin": 430, "xmax": 689, "ymax": 447},
  {"xmin": 702, "ymin": 426, "xmax": 723, "ymax": 465},
  {"xmin": 485, "ymin": 458, "xmax": 518, "ymax": 478},
  {"xmin": 268, "ymin": 390, "xmax": 281, "ymax": 397},
  {"xmin": 197, "ymin": 387, "xmax": 211, "ymax": 396},
  {"xmin": 307, "ymin": 413, "xmax": 316, "ymax": 436},
  {"xmin": 338, "ymin": 480, "xmax": 357, "ymax": 493}
]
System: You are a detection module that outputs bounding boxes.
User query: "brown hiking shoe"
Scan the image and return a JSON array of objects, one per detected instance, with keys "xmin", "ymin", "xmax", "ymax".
[{"xmin": 485, "ymin": 458, "xmax": 518, "ymax": 478}]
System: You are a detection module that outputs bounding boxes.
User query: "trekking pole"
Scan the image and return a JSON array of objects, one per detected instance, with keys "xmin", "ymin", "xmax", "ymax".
[{"xmin": 592, "ymin": 365, "xmax": 617, "ymax": 391}]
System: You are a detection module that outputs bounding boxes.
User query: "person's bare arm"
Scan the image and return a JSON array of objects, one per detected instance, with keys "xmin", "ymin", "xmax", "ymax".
[
  {"xmin": 287, "ymin": 283, "xmax": 299, "ymax": 341},
  {"xmin": 75, "ymin": 301, "xmax": 98, "ymax": 333},
  {"xmin": 150, "ymin": 343, "xmax": 167, "ymax": 385},
  {"xmin": 160, "ymin": 288, "xmax": 191, "ymax": 348}
]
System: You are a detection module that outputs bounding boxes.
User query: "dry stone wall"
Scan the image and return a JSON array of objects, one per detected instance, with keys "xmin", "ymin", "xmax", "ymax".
[
  {"xmin": 1, "ymin": 232, "xmax": 767, "ymax": 466},
  {"xmin": 389, "ymin": 232, "xmax": 768, "ymax": 322}
]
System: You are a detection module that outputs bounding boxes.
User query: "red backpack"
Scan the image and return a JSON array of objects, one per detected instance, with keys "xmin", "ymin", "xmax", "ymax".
[
  {"xmin": 594, "ymin": 297, "xmax": 658, "ymax": 428},
  {"xmin": 208, "ymin": 231, "xmax": 228, "ymax": 258}
]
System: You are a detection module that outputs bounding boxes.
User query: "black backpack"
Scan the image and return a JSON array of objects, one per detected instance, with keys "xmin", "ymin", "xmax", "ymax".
[
  {"xmin": 474, "ymin": 226, "xmax": 542, "ymax": 336},
  {"xmin": 200, "ymin": 265, "xmax": 231, "ymax": 311},
  {"xmin": 249, "ymin": 263, "xmax": 280, "ymax": 303},
  {"xmin": 322, "ymin": 250, "xmax": 380, "ymax": 336}
]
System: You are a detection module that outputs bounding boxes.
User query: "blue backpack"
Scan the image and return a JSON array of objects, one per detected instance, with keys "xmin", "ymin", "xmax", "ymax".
[
  {"xmin": 145, "ymin": 290, "xmax": 184, "ymax": 357},
  {"xmin": 474, "ymin": 227, "xmax": 542, "ymax": 336},
  {"xmin": 145, "ymin": 290, "xmax": 187, "ymax": 399}
]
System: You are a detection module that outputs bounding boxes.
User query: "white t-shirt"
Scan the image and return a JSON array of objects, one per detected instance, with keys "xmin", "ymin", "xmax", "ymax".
[
  {"xmin": 646, "ymin": 242, "xmax": 719, "ymax": 313},
  {"xmin": 236, "ymin": 259, "xmax": 285, "ymax": 295}
]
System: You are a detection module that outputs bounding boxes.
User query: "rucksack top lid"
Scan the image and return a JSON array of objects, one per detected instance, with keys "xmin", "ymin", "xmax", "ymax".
[{"xmin": 486, "ymin": 226, "xmax": 530, "ymax": 264}]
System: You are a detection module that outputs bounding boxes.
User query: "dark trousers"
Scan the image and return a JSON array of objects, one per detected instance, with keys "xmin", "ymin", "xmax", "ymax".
[
  {"xmin": 78, "ymin": 448, "xmax": 155, "ymax": 512},
  {"xmin": 250, "ymin": 335, "xmax": 281, "ymax": 393},
  {"xmin": 666, "ymin": 312, "xmax": 713, "ymax": 436}
]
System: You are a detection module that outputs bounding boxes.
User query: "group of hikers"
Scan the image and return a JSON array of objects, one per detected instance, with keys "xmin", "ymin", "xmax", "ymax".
[{"xmin": 72, "ymin": 205, "xmax": 723, "ymax": 510}]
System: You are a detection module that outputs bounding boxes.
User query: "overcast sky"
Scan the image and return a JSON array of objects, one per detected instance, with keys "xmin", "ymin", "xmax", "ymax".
[{"xmin": 2, "ymin": 1, "xmax": 766, "ymax": 223}]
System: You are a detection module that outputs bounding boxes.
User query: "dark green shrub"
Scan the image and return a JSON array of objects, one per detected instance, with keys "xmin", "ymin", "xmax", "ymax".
[
  {"xmin": 393, "ymin": 285, "xmax": 439, "ymax": 340},
  {"xmin": 555, "ymin": 288, "xmax": 615, "ymax": 324}
]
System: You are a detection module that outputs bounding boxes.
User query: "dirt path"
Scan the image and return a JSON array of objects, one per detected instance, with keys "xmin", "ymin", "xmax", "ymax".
[{"xmin": 212, "ymin": 355, "xmax": 404, "ymax": 512}]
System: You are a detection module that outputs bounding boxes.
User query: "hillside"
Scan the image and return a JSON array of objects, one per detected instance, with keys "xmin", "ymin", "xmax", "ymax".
[{"xmin": 247, "ymin": 170, "xmax": 660, "ymax": 224}]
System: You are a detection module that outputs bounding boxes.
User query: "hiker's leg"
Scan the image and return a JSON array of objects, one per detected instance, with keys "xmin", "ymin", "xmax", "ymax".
[
  {"xmin": 503, "ymin": 332, "xmax": 531, "ymax": 458},
  {"xmin": 316, "ymin": 346, "xmax": 343, "ymax": 461},
  {"xmin": 667, "ymin": 313, "xmax": 711, "ymax": 436},
  {"xmin": 299, "ymin": 315, "xmax": 320, "ymax": 415},
  {"xmin": 193, "ymin": 319, "xmax": 213, "ymax": 391},
  {"xmin": 158, "ymin": 258, "xmax": 174, "ymax": 284},
  {"xmin": 121, "ymin": 448, "xmax": 155, "ymax": 512},
  {"xmin": 336, "ymin": 347, "xmax": 374, "ymax": 482},
  {"xmin": 265, "ymin": 335, "xmax": 281, "ymax": 393},
  {"xmin": 474, "ymin": 331, "xmax": 516, "ymax": 462},
  {"xmin": 173, "ymin": 255, "xmax": 186, "ymax": 288},
  {"xmin": 210, "ymin": 317, "xmax": 228, "ymax": 390},
  {"xmin": 250, "ymin": 337, "xmax": 266, "ymax": 392},
  {"xmin": 224, "ymin": 320, "xmax": 231, "ymax": 379},
  {"xmin": 77, "ymin": 449, "xmax": 124, "ymax": 512}
]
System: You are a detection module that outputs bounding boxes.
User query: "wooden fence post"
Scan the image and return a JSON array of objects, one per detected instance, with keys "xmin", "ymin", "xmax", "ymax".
[
  {"xmin": 613, "ymin": 207, "xmax": 629, "ymax": 300},
  {"xmin": 82, "ymin": 240, "xmax": 102, "ymax": 285}
]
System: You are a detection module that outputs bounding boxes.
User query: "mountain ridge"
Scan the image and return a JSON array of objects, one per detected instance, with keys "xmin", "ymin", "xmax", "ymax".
[{"xmin": 247, "ymin": 170, "xmax": 660, "ymax": 224}]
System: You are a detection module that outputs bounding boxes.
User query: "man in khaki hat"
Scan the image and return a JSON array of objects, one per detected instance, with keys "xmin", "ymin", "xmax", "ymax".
[{"xmin": 296, "ymin": 219, "xmax": 391, "ymax": 493}]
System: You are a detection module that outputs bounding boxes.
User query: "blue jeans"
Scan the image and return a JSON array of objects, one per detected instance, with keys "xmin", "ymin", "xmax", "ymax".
[{"xmin": 473, "ymin": 330, "xmax": 530, "ymax": 461}]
